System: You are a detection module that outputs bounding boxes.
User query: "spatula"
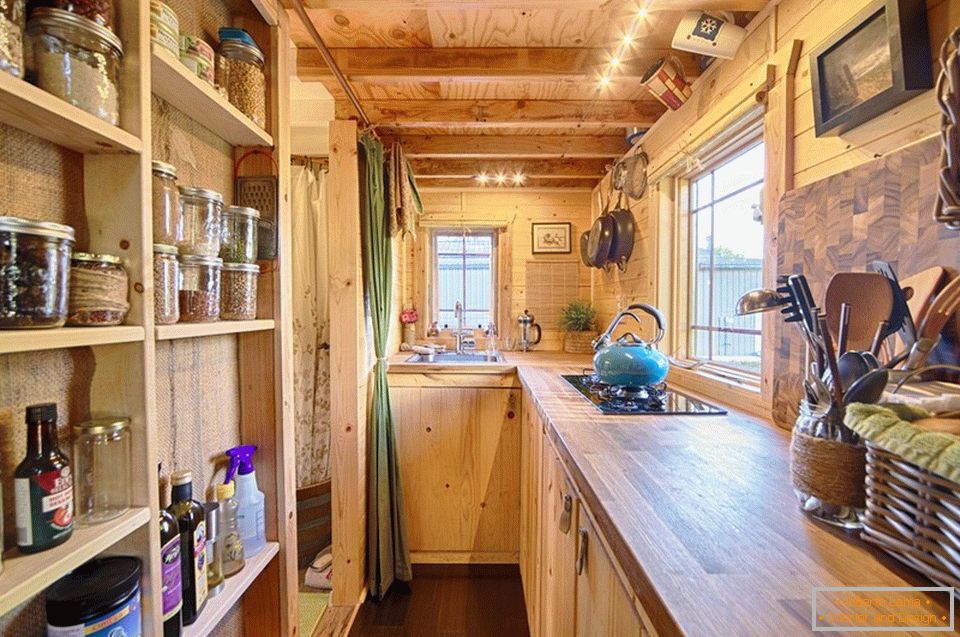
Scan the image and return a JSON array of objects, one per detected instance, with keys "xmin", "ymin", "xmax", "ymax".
[
  {"xmin": 900, "ymin": 266, "xmax": 948, "ymax": 329},
  {"xmin": 824, "ymin": 272, "xmax": 894, "ymax": 353}
]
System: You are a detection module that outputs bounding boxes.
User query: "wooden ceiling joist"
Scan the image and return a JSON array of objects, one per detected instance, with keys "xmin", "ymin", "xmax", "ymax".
[
  {"xmin": 388, "ymin": 135, "xmax": 627, "ymax": 159},
  {"xmin": 408, "ymin": 157, "xmax": 610, "ymax": 179},
  {"xmin": 287, "ymin": 1, "xmax": 613, "ymax": 8},
  {"xmin": 415, "ymin": 177, "xmax": 598, "ymax": 189},
  {"xmin": 338, "ymin": 99, "xmax": 662, "ymax": 128}
]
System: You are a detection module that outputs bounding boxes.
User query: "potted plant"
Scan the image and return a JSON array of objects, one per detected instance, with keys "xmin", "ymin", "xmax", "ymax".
[{"xmin": 558, "ymin": 301, "xmax": 599, "ymax": 354}]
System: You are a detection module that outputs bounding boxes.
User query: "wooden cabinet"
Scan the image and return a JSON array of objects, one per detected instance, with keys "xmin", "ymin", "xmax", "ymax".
[
  {"xmin": 539, "ymin": 435, "xmax": 578, "ymax": 637},
  {"xmin": 520, "ymin": 390, "xmax": 543, "ymax": 633},
  {"xmin": 391, "ymin": 383, "xmax": 521, "ymax": 562}
]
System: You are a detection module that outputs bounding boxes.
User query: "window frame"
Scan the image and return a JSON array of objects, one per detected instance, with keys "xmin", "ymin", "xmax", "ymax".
[{"xmin": 429, "ymin": 227, "xmax": 499, "ymax": 330}]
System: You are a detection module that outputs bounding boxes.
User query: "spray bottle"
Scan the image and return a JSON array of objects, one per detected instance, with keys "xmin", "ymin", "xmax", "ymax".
[{"xmin": 225, "ymin": 445, "xmax": 266, "ymax": 557}]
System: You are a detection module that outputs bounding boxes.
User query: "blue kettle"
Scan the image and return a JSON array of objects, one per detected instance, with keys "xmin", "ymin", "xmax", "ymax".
[{"xmin": 592, "ymin": 304, "xmax": 670, "ymax": 387}]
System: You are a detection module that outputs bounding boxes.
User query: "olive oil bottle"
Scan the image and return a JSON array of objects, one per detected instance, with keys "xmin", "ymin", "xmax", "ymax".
[
  {"xmin": 168, "ymin": 470, "xmax": 207, "ymax": 625},
  {"xmin": 14, "ymin": 403, "xmax": 73, "ymax": 553},
  {"xmin": 159, "ymin": 466, "xmax": 183, "ymax": 637}
]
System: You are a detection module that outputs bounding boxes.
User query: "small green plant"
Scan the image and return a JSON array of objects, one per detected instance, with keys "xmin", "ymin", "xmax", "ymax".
[{"xmin": 558, "ymin": 301, "xmax": 598, "ymax": 332}]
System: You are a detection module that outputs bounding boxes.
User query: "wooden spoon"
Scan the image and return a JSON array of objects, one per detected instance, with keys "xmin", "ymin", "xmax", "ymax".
[{"xmin": 825, "ymin": 272, "xmax": 894, "ymax": 353}]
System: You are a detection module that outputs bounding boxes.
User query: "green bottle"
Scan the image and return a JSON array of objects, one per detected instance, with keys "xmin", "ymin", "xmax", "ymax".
[
  {"xmin": 168, "ymin": 470, "xmax": 208, "ymax": 625},
  {"xmin": 14, "ymin": 403, "xmax": 73, "ymax": 553}
]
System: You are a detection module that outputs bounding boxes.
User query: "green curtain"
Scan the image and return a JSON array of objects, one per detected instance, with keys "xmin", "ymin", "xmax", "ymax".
[{"xmin": 359, "ymin": 132, "xmax": 412, "ymax": 599}]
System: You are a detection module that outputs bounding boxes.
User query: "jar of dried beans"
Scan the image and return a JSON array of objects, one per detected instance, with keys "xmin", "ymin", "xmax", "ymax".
[
  {"xmin": 152, "ymin": 160, "xmax": 180, "ymax": 246},
  {"xmin": 153, "ymin": 243, "xmax": 178, "ymax": 325},
  {"xmin": 178, "ymin": 185, "xmax": 223, "ymax": 258},
  {"xmin": 67, "ymin": 252, "xmax": 129, "ymax": 326},
  {"xmin": 220, "ymin": 205, "xmax": 259, "ymax": 264},
  {"xmin": 220, "ymin": 262, "xmax": 258, "ymax": 320},
  {"xmin": 179, "ymin": 254, "xmax": 221, "ymax": 322},
  {"xmin": 25, "ymin": 7, "xmax": 122, "ymax": 125},
  {"xmin": 0, "ymin": 216, "xmax": 74, "ymax": 328},
  {"xmin": 217, "ymin": 39, "xmax": 265, "ymax": 129},
  {"xmin": 0, "ymin": 0, "xmax": 25, "ymax": 77},
  {"xmin": 27, "ymin": 0, "xmax": 114, "ymax": 30}
]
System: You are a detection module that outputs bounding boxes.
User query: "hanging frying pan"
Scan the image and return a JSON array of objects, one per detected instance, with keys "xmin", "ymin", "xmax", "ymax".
[
  {"xmin": 608, "ymin": 199, "xmax": 635, "ymax": 271},
  {"xmin": 579, "ymin": 231, "xmax": 594, "ymax": 267},
  {"xmin": 587, "ymin": 185, "xmax": 615, "ymax": 269}
]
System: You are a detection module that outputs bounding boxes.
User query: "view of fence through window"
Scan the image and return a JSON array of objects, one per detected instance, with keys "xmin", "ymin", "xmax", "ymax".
[
  {"xmin": 434, "ymin": 230, "xmax": 495, "ymax": 328},
  {"xmin": 690, "ymin": 141, "xmax": 765, "ymax": 372}
]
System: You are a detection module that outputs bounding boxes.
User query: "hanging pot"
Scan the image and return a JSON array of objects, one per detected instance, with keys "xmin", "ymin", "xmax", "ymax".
[
  {"xmin": 593, "ymin": 304, "xmax": 670, "ymax": 387},
  {"xmin": 605, "ymin": 184, "xmax": 635, "ymax": 271},
  {"xmin": 579, "ymin": 231, "xmax": 595, "ymax": 268},
  {"xmin": 587, "ymin": 189, "xmax": 615, "ymax": 269}
]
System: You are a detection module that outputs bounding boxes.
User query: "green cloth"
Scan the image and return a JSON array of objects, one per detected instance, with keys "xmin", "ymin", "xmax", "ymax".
[
  {"xmin": 360, "ymin": 133, "xmax": 412, "ymax": 600},
  {"xmin": 298, "ymin": 591, "xmax": 329, "ymax": 636},
  {"xmin": 845, "ymin": 403, "xmax": 960, "ymax": 482}
]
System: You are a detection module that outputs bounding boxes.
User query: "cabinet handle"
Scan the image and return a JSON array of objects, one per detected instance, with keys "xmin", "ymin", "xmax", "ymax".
[
  {"xmin": 559, "ymin": 494, "xmax": 572, "ymax": 534},
  {"xmin": 576, "ymin": 527, "xmax": 588, "ymax": 575}
]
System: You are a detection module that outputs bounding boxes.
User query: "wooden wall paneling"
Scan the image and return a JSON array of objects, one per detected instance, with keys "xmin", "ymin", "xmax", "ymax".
[{"xmin": 327, "ymin": 120, "xmax": 368, "ymax": 606}]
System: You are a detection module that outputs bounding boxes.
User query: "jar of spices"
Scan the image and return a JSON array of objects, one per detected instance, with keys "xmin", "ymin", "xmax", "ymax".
[
  {"xmin": 220, "ymin": 262, "xmax": 258, "ymax": 320},
  {"xmin": 178, "ymin": 186, "xmax": 223, "ymax": 258},
  {"xmin": 67, "ymin": 252, "xmax": 129, "ymax": 326},
  {"xmin": 153, "ymin": 243, "xmax": 179, "ymax": 325},
  {"xmin": 151, "ymin": 160, "xmax": 180, "ymax": 246},
  {"xmin": 220, "ymin": 205, "xmax": 259, "ymax": 264},
  {"xmin": 0, "ymin": 216, "xmax": 74, "ymax": 329},
  {"xmin": 0, "ymin": 0, "xmax": 25, "ymax": 78},
  {"xmin": 25, "ymin": 7, "xmax": 122, "ymax": 125},
  {"xmin": 179, "ymin": 254, "xmax": 221, "ymax": 322},
  {"xmin": 217, "ymin": 39, "xmax": 265, "ymax": 128},
  {"xmin": 73, "ymin": 417, "xmax": 131, "ymax": 524}
]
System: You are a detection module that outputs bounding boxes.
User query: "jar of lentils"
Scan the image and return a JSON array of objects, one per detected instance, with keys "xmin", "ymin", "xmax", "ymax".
[
  {"xmin": 220, "ymin": 205, "xmax": 259, "ymax": 264},
  {"xmin": 152, "ymin": 160, "xmax": 180, "ymax": 246},
  {"xmin": 178, "ymin": 185, "xmax": 223, "ymax": 258},
  {"xmin": 67, "ymin": 252, "xmax": 128, "ymax": 326},
  {"xmin": 220, "ymin": 262, "xmax": 258, "ymax": 320},
  {"xmin": 25, "ymin": 7, "xmax": 122, "ymax": 125},
  {"xmin": 179, "ymin": 254, "xmax": 221, "ymax": 322},
  {"xmin": 0, "ymin": 0, "xmax": 25, "ymax": 78},
  {"xmin": 0, "ymin": 216, "xmax": 74, "ymax": 329},
  {"xmin": 153, "ymin": 243, "xmax": 178, "ymax": 325},
  {"xmin": 217, "ymin": 39, "xmax": 265, "ymax": 129}
]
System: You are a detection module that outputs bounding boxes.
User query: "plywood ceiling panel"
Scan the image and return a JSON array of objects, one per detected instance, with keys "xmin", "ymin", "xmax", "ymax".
[
  {"xmin": 289, "ymin": 8, "xmax": 433, "ymax": 47},
  {"xmin": 425, "ymin": 8, "xmax": 610, "ymax": 48}
]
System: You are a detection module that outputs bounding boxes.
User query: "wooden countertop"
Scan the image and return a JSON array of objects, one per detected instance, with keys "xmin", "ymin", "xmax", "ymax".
[
  {"xmin": 387, "ymin": 350, "xmax": 593, "ymax": 374},
  {"xmin": 516, "ymin": 364, "xmax": 958, "ymax": 637}
]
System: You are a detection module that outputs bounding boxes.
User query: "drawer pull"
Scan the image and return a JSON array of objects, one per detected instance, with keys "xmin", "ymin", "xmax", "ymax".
[
  {"xmin": 559, "ymin": 494, "xmax": 572, "ymax": 533},
  {"xmin": 576, "ymin": 528, "xmax": 588, "ymax": 575}
]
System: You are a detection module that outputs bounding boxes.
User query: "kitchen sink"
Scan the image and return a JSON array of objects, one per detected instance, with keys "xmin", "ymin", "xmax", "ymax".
[{"xmin": 405, "ymin": 351, "xmax": 505, "ymax": 363}]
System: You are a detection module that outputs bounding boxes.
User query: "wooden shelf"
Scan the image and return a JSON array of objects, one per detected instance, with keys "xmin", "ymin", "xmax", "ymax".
[
  {"xmin": 0, "ymin": 325, "xmax": 146, "ymax": 355},
  {"xmin": 151, "ymin": 48, "xmax": 273, "ymax": 147},
  {"xmin": 155, "ymin": 320, "xmax": 275, "ymax": 341},
  {"xmin": 0, "ymin": 70, "xmax": 142, "ymax": 154},
  {"xmin": 183, "ymin": 541, "xmax": 280, "ymax": 637},
  {"xmin": 0, "ymin": 507, "xmax": 151, "ymax": 616}
]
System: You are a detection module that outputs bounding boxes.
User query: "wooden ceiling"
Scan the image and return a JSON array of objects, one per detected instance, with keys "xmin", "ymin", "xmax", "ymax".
[{"xmin": 284, "ymin": 0, "xmax": 764, "ymax": 189}]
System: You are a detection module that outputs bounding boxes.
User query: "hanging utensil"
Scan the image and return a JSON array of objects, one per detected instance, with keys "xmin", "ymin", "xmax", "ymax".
[
  {"xmin": 587, "ymin": 185, "xmax": 615, "ymax": 269},
  {"xmin": 615, "ymin": 151, "xmax": 649, "ymax": 201},
  {"xmin": 869, "ymin": 261, "xmax": 917, "ymax": 348}
]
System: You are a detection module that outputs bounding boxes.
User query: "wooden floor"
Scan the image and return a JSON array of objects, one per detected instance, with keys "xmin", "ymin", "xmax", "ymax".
[{"xmin": 347, "ymin": 565, "xmax": 530, "ymax": 637}]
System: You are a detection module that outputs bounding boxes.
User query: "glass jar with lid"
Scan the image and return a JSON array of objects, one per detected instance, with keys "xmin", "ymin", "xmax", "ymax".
[
  {"xmin": 178, "ymin": 185, "xmax": 223, "ymax": 258},
  {"xmin": 25, "ymin": 7, "xmax": 122, "ymax": 125},
  {"xmin": 179, "ymin": 254, "xmax": 221, "ymax": 322},
  {"xmin": 217, "ymin": 39, "xmax": 265, "ymax": 128},
  {"xmin": 152, "ymin": 160, "xmax": 181, "ymax": 246},
  {"xmin": 27, "ymin": 0, "xmax": 114, "ymax": 30},
  {"xmin": 153, "ymin": 243, "xmax": 178, "ymax": 325},
  {"xmin": 220, "ymin": 262, "xmax": 258, "ymax": 320},
  {"xmin": 220, "ymin": 205, "xmax": 259, "ymax": 264},
  {"xmin": 67, "ymin": 251, "xmax": 129, "ymax": 326},
  {"xmin": 0, "ymin": 0, "xmax": 25, "ymax": 78},
  {"xmin": 73, "ymin": 417, "xmax": 131, "ymax": 525},
  {"xmin": 0, "ymin": 215, "xmax": 74, "ymax": 329}
]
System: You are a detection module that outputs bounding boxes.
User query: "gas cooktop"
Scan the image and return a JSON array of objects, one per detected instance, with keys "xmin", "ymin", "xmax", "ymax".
[{"xmin": 562, "ymin": 373, "xmax": 727, "ymax": 416}]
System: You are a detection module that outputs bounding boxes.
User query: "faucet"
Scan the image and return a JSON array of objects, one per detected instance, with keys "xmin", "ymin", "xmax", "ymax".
[{"xmin": 454, "ymin": 301, "xmax": 464, "ymax": 354}]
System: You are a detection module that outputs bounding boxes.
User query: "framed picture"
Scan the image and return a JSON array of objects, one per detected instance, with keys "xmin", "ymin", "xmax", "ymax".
[
  {"xmin": 531, "ymin": 222, "xmax": 572, "ymax": 254},
  {"xmin": 809, "ymin": 0, "xmax": 932, "ymax": 137}
]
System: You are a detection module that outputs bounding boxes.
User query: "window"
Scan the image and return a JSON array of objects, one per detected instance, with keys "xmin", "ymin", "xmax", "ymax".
[
  {"xmin": 689, "ymin": 141, "xmax": 765, "ymax": 372},
  {"xmin": 433, "ymin": 229, "xmax": 496, "ymax": 329}
]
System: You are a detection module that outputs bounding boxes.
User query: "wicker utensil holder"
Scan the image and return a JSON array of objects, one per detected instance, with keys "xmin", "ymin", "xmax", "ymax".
[
  {"xmin": 863, "ymin": 441, "xmax": 960, "ymax": 598},
  {"xmin": 564, "ymin": 331, "xmax": 597, "ymax": 354}
]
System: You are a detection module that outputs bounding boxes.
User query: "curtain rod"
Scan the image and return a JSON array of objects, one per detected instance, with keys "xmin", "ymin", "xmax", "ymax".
[{"xmin": 289, "ymin": 0, "xmax": 372, "ymax": 128}]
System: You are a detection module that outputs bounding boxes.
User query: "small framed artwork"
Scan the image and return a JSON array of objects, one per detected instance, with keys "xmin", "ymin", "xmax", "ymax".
[
  {"xmin": 809, "ymin": 0, "xmax": 932, "ymax": 137},
  {"xmin": 531, "ymin": 222, "xmax": 572, "ymax": 254}
]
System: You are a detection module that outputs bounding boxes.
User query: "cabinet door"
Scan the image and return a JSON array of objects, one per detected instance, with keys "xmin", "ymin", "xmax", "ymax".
[
  {"xmin": 539, "ymin": 440, "xmax": 578, "ymax": 637},
  {"xmin": 391, "ymin": 386, "xmax": 521, "ymax": 558},
  {"xmin": 575, "ymin": 510, "xmax": 643, "ymax": 637},
  {"xmin": 520, "ymin": 390, "xmax": 543, "ymax": 634}
]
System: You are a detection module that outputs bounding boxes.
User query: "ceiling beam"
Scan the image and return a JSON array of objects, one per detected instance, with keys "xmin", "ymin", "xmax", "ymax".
[
  {"xmin": 296, "ymin": 47, "xmax": 699, "ymax": 82},
  {"xmin": 408, "ymin": 157, "xmax": 611, "ymax": 179},
  {"xmin": 338, "ymin": 99, "xmax": 663, "ymax": 128},
  {"xmin": 648, "ymin": 0, "xmax": 766, "ymax": 10},
  {"xmin": 382, "ymin": 135, "xmax": 628, "ymax": 159},
  {"xmin": 415, "ymin": 177, "xmax": 599, "ymax": 190},
  {"xmin": 285, "ymin": 1, "xmax": 614, "ymax": 8}
]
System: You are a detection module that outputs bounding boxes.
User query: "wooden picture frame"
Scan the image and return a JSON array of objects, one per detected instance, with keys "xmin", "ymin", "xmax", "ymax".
[
  {"xmin": 531, "ymin": 222, "xmax": 572, "ymax": 254},
  {"xmin": 809, "ymin": 0, "xmax": 932, "ymax": 137}
]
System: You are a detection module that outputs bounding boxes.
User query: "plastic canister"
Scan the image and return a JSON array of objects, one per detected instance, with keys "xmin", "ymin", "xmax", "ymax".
[{"xmin": 46, "ymin": 556, "xmax": 142, "ymax": 637}]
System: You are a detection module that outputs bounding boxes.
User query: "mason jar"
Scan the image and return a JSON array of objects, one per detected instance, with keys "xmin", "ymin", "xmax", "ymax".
[
  {"xmin": 152, "ymin": 160, "xmax": 180, "ymax": 246},
  {"xmin": 25, "ymin": 7, "xmax": 122, "ymax": 124},
  {"xmin": 217, "ymin": 39, "xmax": 265, "ymax": 128},
  {"xmin": 73, "ymin": 417, "xmax": 131, "ymax": 525},
  {"xmin": 67, "ymin": 252, "xmax": 129, "ymax": 326},
  {"xmin": 178, "ymin": 185, "xmax": 223, "ymax": 258},
  {"xmin": 153, "ymin": 243, "xmax": 179, "ymax": 325},
  {"xmin": 0, "ymin": 216, "xmax": 74, "ymax": 328},
  {"xmin": 179, "ymin": 254, "xmax": 221, "ymax": 322},
  {"xmin": 220, "ymin": 262, "xmax": 258, "ymax": 320},
  {"xmin": 0, "ymin": 0, "xmax": 25, "ymax": 78},
  {"xmin": 220, "ymin": 205, "xmax": 259, "ymax": 264},
  {"xmin": 28, "ymin": 0, "xmax": 114, "ymax": 30}
]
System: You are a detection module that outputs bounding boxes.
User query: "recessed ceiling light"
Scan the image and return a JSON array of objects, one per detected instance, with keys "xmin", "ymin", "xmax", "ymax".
[
  {"xmin": 495, "ymin": 172, "xmax": 507, "ymax": 185},
  {"xmin": 622, "ymin": 34, "xmax": 634, "ymax": 46},
  {"xmin": 599, "ymin": 75, "xmax": 611, "ymax": 88},
  {"xmin": 610, "ymin": 57, "xmax": 621, "ymax": 67},
  {"xmin": 512, "ymin": 173, "xmax": 525, "ymax": 185},
  {"xmin": 638, "ymin": 7, "xmax": 649, "ymax": 19},
  {"xmin": 476, "ymin": 172, "xmax": 489, "ymax": 185}
]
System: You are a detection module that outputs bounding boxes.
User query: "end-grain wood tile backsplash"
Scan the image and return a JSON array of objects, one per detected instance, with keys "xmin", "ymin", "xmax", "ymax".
[{"xmin": 774, "ymin": 136, "xmax": 958, "ymax": 427}]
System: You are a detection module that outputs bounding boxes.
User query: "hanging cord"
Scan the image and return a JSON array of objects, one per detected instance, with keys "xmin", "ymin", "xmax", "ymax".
[{"xmin": 289, "ymin": 0, "xmax": 372, "ymax": 128}]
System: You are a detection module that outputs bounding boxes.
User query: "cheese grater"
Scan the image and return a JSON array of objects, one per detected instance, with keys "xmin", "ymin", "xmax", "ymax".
[{"xmin": 235, "ymin": 150, "xmax": 279, "ymax": 259}]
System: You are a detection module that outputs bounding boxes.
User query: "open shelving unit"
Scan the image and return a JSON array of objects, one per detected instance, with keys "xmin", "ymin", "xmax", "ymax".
[{"xmin": 0, "ymin": 1, "xmax": 296, "ymax": 636}]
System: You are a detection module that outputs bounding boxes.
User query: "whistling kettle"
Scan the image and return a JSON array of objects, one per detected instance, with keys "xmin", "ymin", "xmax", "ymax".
[{"xmin": 592, "ymin": 304, "xmax": 669, "ymax": 387}]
